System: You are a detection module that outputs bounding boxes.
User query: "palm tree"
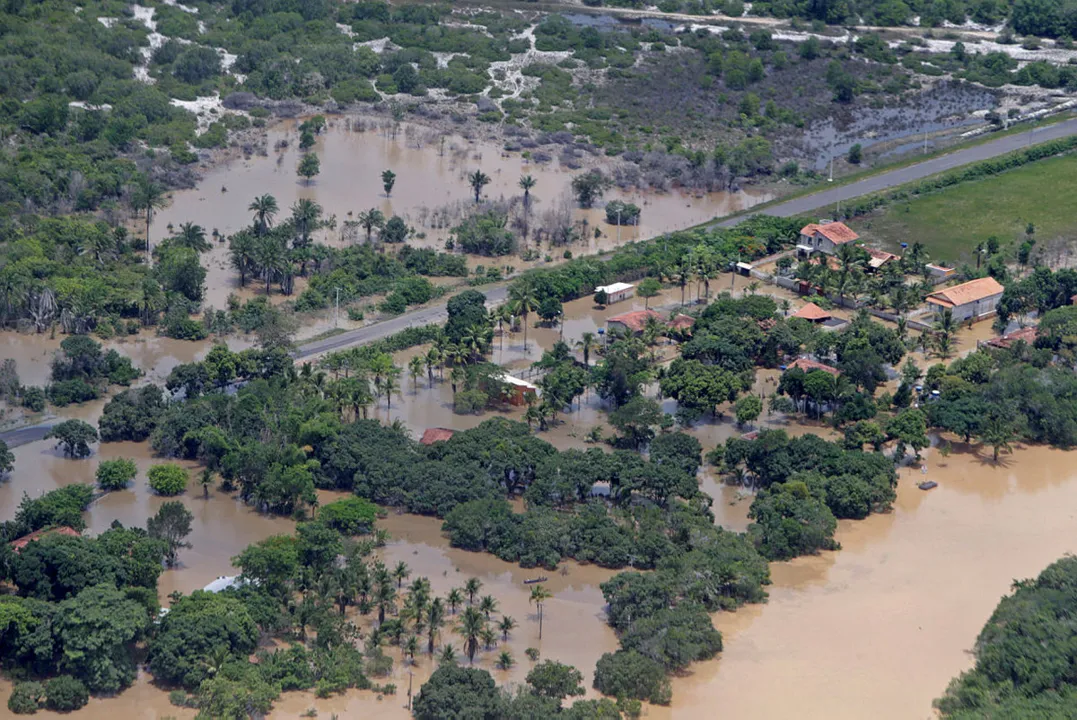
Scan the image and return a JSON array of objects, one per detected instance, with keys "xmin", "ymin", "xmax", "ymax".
[
  {"xmin": 427, "ymin": 598, "xmax": 445, "ymax": 655},
  {"xmin": 479, "ymin": 625, "xmax": 498, "ymax": 650},
  {"xmin": 519, "ymin": 175, "xmax": 536, "ymax": 207},
  {"xmin": 439, "ymin": 644, "xmax": 458, "ymax": 666},
  {"xmin": 464, "ymin": 577, "xmax": 482, "ymax": 605},
  {"xmin": 376, "ymin": 579, "xmax": 396, "ymax": 624},
  {"xmin": 446, "ymin": 588, "xmax": 464, "ymax": 614},
  {"xmin": 357, "ymin": 208, "xmax": 385, "ymax": 244},
  {"xmin": 132, "ymin": 179, "xmax": 167, "ymax": 264},
  {"xmin": 509, "ymin": 283, "xmax": 536, "ymax": 350},
  {"xmin": 529, "ymin": 584, "xmax": 552, "ymax": 640},
  {"xmin": 425, "ymin": 347, "xmax": 440, "ymax": 386},
  {"xmin": 382, "ymin": 372, "xmax": 400, "ymax": 410},
  {"xmin": 519, "ymin": 174, "xmax": 536, "ymax": 239},
  {"xmin": 478, "ymin": 595, "xmax": 498, "ymax": 620},
  {"xmin": 665, "ymin": 261, "xmax": 691, "ymax": 307},
  {"xmin": 408, "ymin": 355, "xmax": 424, "ymax": 391},
  {"xmin": 403, "ymin": 635, "xmax": 420, "ymax": 664},
  {"xmin": 248, "ymin": 194, "xmax": 278, "ymax": 236},
  {"xmin": 228, "ymin": 230, "xmax": 257, "ymax": 287},
  {"xmin": 494, "ymin": 304, "xmax": 513, "ymax": 356},
  {"xmin": 290, "ymin": 199, "xmax": 322, "ymax": 274},
  {"xmin": 498, "ymin": 616, "xmax": 517, "ymax": 641},
  {"xmin": 392, "ymin": 561, "xmax": 411, "ymax": 588},
  {"xmin": 576, "ymin": 332, "xmax": 599, "ymax": 367},
  {"xmin": 496, "ymin": 650, "xmax": 515, "ymax": 670},
  {"xmin": 468, "ymin": 170, "xmax": 491, "ymax": 203},
  {"xmin": 252, "ymin": 235, "xmax": 287, "ymax": 295},
  {"xmin": 174, "ymin": 222, "xmax": 210, "ymax": 252},
  {"xmin": 455, "ymin": 607, "xmax": 485, "ymax": 663}
]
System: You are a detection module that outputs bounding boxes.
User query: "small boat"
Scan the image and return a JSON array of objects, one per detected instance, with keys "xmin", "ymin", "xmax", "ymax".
[
  {"xmin": 523, "ymin": 576, "xmax": 548, "ymax": 585},
  {"xmin": 918, "ymin": 481, "xmax": 938, "ymax": 491}
]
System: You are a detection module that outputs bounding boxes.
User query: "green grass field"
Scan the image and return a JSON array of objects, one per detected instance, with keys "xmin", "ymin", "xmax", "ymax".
[{"xmin": 850, "ymin": 152, "xmax": 1077, "ymax": 266}]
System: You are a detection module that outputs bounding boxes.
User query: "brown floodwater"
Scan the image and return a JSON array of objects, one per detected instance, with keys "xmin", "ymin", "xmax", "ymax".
[
  {"xmin": 5, "ymin": 270, "xmax": 1076, "ymax": 719},
  {"xmin": 153, "ymin": 116, "xmax": 772, "ymax": 309}
]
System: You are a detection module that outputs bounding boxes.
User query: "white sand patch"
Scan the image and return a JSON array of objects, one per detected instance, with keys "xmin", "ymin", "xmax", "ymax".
[
  {"xmin": 942, "ymin": 18, "xmax": 1005, "ymax": 33},
  {"xmin": 132, "ymin": 4, "xmax": 157, "ymax": 32},
  {"xmin": 98, "ymin": 17, "xmax": 117, "ymax": 28},
  {"xmin": 68, "ymin": 101, "xmax": 113, "ymax": 111},
  {"xmin": 337, "ymin": 23, "xmax": 356, "ymax": 38},
  {"xmin": 890, "ymin": 35, "xmax": 1077, "ymax": 64},
  {"xmin": 433, "ymin": 52, "xmax": 464, "ymax": 69},
  {"xmin": 357, "ymin": 37, "xmax": 398, "ymax": 55},
  {"xmin": 170, "ymin": 94, "xmax": 247, "ymax": 134},
  {"xmin": 162, "ymin": 0, "xmax": 199, "ymax": 13},
  {"xmin": 486, "ymin": 24, "xmax": 573, "ymax": 105}
]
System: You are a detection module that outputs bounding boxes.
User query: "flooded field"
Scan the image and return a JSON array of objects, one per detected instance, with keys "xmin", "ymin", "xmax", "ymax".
[{"xmin": 154, "ymin": 116, "xmax": 772, "ymax": 308}]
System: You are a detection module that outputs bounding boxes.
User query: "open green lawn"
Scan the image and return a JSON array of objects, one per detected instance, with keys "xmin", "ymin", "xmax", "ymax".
[{"xmin": 850, "ymin": 152, "xmax": 1077, "ymax": 266}]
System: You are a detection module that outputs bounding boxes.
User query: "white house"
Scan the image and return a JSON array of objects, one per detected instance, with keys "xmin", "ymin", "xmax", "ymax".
[
  {"xmin": 925, "ymin": 276, "xmax": 1005, "ymax": 322},
  {"xmin": 594, "ymin": 282, "xmax": 635, "ymax": 304},
  {"xmin": 797, "ymin": 221, "xmax": 860, "ymax": 256}
]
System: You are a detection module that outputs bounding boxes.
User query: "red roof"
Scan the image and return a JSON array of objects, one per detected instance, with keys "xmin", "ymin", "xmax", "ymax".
[
  {"xmin": 608, "ymin": 309, "xmax": 663, "ymax": 333},
  {"xmin": 985, "ymin": 326, "xmax": 1037, "ymax": 349},
  {"xmin": 668, "ymin": 314, "xmax": 695, "ymax": 331},
  {"xmin": 420, "ymin": 428, "xmax": 455, "ymax": 445},
  {"xmin": 9, "ymin": 526, "xmax": 80, "ymax": 553},
  {"xmin": 786, "ymin": 358, "xmax": 840, "ymax": 376},
  {"xmin": 800, "ymin": 222, "xmax": 859, "ymax": 245},
  {"xmin": 791, "ymin": 302, "xmax": 831, "ymax": 322}
]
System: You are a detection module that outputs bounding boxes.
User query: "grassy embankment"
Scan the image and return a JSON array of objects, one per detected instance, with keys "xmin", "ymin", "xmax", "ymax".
[{"xmin": 850, "ymin": 151, "xmax": 1077, "ymax": 264}]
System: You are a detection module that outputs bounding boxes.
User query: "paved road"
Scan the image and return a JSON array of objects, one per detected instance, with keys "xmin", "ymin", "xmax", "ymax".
[
  {"xmin": 712, "ymin": 118, "xmax": 1077, "ymax": 227},
  {"xmin": 0, "ymin": 421, "xmax": 55, "ymax": 448},
  {"xmin": 295, "ymin": 119, "xmax": 1077, "ymax": 360},
  {"xmin": 293, "ymin": 285, "xmax": 513, "ymax": 359}
]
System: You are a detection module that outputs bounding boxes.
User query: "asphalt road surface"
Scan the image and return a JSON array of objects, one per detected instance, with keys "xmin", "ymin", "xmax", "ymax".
[{"xmin": 712, "ymin": 118, "xmax": 1077, "ymax": 227}]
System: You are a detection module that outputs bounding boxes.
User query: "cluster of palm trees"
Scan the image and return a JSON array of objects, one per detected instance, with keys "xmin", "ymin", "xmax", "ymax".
[
  {"xmin": 354, "ymin": 566, "xmax": 522, "ymax": 669},
  {"xmin": 228, "ymin": 194, "xmax": 328, "ymax": 296},
  {"xmin": 791, "ymin": 242, "xmax": 935, "ymax": 312},
  {"xmin": 310, "ymin": 350, "xmax": 404, "ymax": 416}
]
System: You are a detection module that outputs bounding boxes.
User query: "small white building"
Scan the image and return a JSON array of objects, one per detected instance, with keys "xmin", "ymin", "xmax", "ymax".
[
  {"xmin": 594, "ymin": 282, "xmax": 635, "ymax": 304},
  {"xmin": 925, "ymin": 276, "xmax": 1005, "ymax": 322},
  {"xmin": 797, "ymin": 221, "xmax": 860, "ymax": 256}
]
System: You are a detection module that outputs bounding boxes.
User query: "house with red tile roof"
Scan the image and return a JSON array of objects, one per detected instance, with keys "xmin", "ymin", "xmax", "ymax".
[
  {"xmin": 786, "ymin": 357, "xmax": 840, "ymax": 376},
  {"xmin": 791, "ymin": 302, "xmax": 832, "ymax": 323},
  {"xmin": 9, "ymin": 526, "xmax": 80, "ymax": 553},
  {"xmin": 420, "ymin": 428, "xmax": 456, "ymax": 445},
  {"xmin": 926, "ymin": 277, "xmax": 1005, "ymax": 322},
  {"xmin": 983, "ymin": 326, "xmax": 1037, "ymax": 350},
  {"xmin": 798, "ymin": 221, "xmax": 859, "ymax": 256},
  {"xmin": 607, "ymin": 309, "xmax": 664, "ymax": 335},
  {"xmin": 668, "ymin": 314, "xmax": 695, "ymax": 333},
  {"xmin": 865, "ymin": 247, "xmax": 901, "ymax": 271}
]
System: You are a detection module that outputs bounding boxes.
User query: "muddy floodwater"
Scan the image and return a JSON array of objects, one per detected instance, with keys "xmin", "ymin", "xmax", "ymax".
[
  {"xmin": 154, "ymin": 116, "xmax": 772, "ymax": 308},
  {"xmin": 4, "ymin": 249, "xmax": 1077, "ymax": 716}
]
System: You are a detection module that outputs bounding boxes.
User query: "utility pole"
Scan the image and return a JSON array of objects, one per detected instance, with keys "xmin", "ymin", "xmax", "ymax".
[{"xmin": 616, "ymin": 207, "xmax": 622, "ymax": 245}]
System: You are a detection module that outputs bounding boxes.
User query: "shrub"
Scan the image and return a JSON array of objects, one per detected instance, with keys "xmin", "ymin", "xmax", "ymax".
[
  {"xmin": 43, "ymin": 676, "xmax": 89, "ymax": 712},
  {"xmin": 96, "ymin": 458, "xmax": 138, "ymax": 491},
  {"xmin": 8, "ymin": 681, "xmax": 44, "ymax": 714},
  {"xmin": 593, "ymin": 650, "xmax": 671, "ymax": 705},
  {"xmin": 148, "ymin": 463, "xmax": 188, "ymax": 495},
  {"xmin": 319, "ymin": 496, "xmax": 378, "ymax": 535}
]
